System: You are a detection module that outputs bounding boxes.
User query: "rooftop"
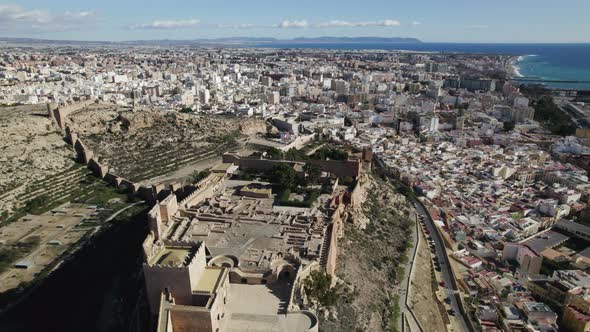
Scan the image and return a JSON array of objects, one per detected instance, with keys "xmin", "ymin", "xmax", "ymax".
[
  {"xmin": 151, "ymin": 247, "xmax": 192, "ymax": 267},
  {"xmin": 520, "ymin": 230, "xmax": 569, "ymax": 255},
  {"xmin": 193, "ymin": 267, "xmax": 224, "ymax": 293}
]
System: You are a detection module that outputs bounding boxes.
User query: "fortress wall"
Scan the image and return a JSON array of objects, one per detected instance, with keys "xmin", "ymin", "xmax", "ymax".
[
  {"xmin": 324, "ymin": 202, "xmax": 346, "ymax": 276},
  {"xmin": 287, "ymin": 262, "xmax": 320, "ymax": 311},
  {"xmin": 278, "ymin": 133, "xmax": 317, "ymax": 151},
  {"xmin": 168, "ymin": 308, "xmax": 214, "ymax": 332},
  {"xmin": 120, "ymin": 179, "xmax": 138, "ymax": 194},
  {"xmin": 143, "ymin": 264, "xmax": 193, "ymax": 314},
  {"xmin": 147, "ymin": 205, "xmax": 164, "ymax": 241},
  {"xmin": 137, "ymin": 186, "xmax": 157, "ymax": 203},
  {"xmin": 308, "ymin": 159, "xmax": 361, "ymax": 179},
  {"xmin": 180, "ymin": 175, "xmax": 226, "ymax": 209},
  {"xmin": 104, "ymin": 173, "xmax": 123, "ymax": 187},
  {"xmin": 64, "ymin": 126, "xmax": 77, "ymax": 145},
  {"xmin": 47, "ymin": 99, "xmax": 96, "ymax": 130},
  {"xmin": 153, "ymin": 183, "xmax": 166, "ymax": 195},
  {"xmin": 187, "ymin": 244, "xmax": 207, "ymax": 292},
  {"xmin": 87, "ymin": 158, "xmax": 108, "ymax": 178},
  {"xmin": 159, "ymin": 194, "xmax": 179, "ymax": 223},
  {"xmin": 223, "ymin": 153, "xmax": 361, "ymax": 179},
  {"xmin": 69, "ymin": 132, "xmax": 79, "ymax": 146},
  {"xmin": 142, "ymin": 233, "xmax": 158, "ymax": 260},
  {"xmin": 347, "ymin": 175, "xmax": 366, "ymax": 208},
  {"xmin": 238, "ymin": 158, "xmax": 298, "ymax": 171}
]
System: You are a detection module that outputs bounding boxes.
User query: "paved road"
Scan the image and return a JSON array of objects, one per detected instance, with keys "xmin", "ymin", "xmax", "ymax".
[{"xmin": 411, "ymin": 198, "xmax": 470, "ymax": 332}]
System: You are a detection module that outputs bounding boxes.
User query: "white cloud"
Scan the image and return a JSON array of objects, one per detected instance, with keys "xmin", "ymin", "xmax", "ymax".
[
  {"xmin": 132, "ymin": 19, "xmax": 200, "ymax": 30},
  {"xmin": 0, "ymin": 4, "xmax": 97, "ymax": 33},
  {"xmin": 66, "ymin": 11, "xmax": 95, "ymax": 19},
  {"xmin": 217, "ymin": 23, "xmax": 258, "ymax": 29},
  {"xmin": 411, "ymin": 21, "xmax": 422, "ymax": 25},
  {"xmin": 378, "ymin": 19, "xmax": 401, "ymax": 27},
  {"xmin": 278, "ymin": 20, "xmax": 309, "ymax": 28}
]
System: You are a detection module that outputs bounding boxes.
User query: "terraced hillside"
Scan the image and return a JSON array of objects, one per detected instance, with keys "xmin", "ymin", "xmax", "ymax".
[
  {"xmin": 0, "ymin": 104, "xmax": 78, "ymax": 219},
  {"xmin": 68, "ymin": 107, "xmax": 266, "ymax": 182},
  {"xmin": 0, "ymin": 165, "xmax": 117, "ymax": 223}
]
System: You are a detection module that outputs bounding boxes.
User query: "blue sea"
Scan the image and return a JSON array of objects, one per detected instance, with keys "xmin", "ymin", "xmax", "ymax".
[{"xmin": 253, "ymin": 42, "xmax": 590, "ymax": 90}]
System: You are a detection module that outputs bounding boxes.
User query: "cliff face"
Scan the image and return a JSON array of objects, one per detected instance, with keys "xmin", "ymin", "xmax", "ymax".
[
  {"xmin": 239, "ymin": 119, "xmax": 267, "ymax": 135},
  {"xmin": 320, "ymin": 174, "xmax": 413, "ymax": 332}
]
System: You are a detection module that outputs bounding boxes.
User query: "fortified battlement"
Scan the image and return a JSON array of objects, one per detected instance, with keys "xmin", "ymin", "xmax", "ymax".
[
  {"xmin": 46, "ymin": 99, "xmax": 97, "ymax": 129},
  {"xmin": 179, "ymin": 174, "xmax": 226, "ymax": 209},
  {"xmin": 143, "ymin": 239, "xmax": 209, "ymax": 313},
  {"xmin": 222, "ymin": 152, "xmax": 362, "ymax": 179},
  {"xmin": 147, "ymin": 241, "xmax": 204, "ymax": 268}
]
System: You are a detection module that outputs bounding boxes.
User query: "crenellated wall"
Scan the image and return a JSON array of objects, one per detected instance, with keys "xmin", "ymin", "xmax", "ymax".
[
  {"xmin": 87, "ymin": 158, "xmax": 108, "ymax": 178},
  {"xmin": 143, "ymin": 263, "xmax": 194, "ymax": 314},
  {"xmin": 47, "ymin": 99, "xmax": 97, "ymax": 130},
  {"xmin": 62, "ymin": 122, "xmax": 164, "ymax": 203},
  {"xmin": 222, "ymin": 152, "xmax": 362, "ymax": 179},
  {"xmin": 179, "ymin": 174, "xmax": 226, "ymax": 209}
]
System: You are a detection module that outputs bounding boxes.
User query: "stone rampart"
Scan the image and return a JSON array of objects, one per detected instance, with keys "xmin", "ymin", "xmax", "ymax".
[
  {"xmin": 223, "ymin": 152, "xmax": 362, "ymax": 179},
  {"xmin": 47, "ymin": 99, "xmax": 96, "ymax": 130}
]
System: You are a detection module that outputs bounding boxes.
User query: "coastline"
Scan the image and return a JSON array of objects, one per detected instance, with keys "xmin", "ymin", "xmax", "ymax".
[{"xmin": 511, "ymin": 55, "xmax": 526, "ymax": 78}]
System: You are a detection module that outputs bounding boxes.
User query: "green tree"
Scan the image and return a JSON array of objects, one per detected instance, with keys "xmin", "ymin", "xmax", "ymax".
[
  {"xmin": 344, "ymin": 117, "xmax": 353, "ymax": 127},
  {"xmin": 284, "ymin": 148, "xmax": 308, "ymax": 161},
  {"xmin": 311, "ymin": 146, "xmax": 348, "ymax": 161},
  {"xmin": 271, "ymin": 165, "xmax": 296, "ymax": 191},
  {"xmin": 503, "ymin": 121, "xmax": 516, "ymax": 132},
  {"xmin": 303, "ymin": 162, "xmax": 322, "ymax": 184},
  {"xmin": 578, "ymin": 207, "xmax": 590, "ymax": 226},
  {"xmin": 533, "ymin": 96, "xmax": 576, "ymax": 136},
  {"xmin": 190, "ymin": 169, "xmax": 211, "ymax": 183},
  {"xmin": 303, "ymin": 270, "xmax": 343, "ymax": 308},
  {"xmin": 24, "ymin": 195, "xmax": 49, "ymax": 214},
  {"xmin": 263, "ymin": 147, "xmax": 283, "ymax": 160}
]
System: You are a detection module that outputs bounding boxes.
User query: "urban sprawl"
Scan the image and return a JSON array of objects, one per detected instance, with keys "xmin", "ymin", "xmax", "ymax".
[{"xmin": 0, "ymin": 46, "xmax": 589, "ymax": 332}]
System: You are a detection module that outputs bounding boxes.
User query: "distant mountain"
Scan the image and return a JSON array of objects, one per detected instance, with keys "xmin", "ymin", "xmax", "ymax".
[
  {"xmin": 288, "ymin": 36, "xmax": 422, "ymax": 44},
  {"xmin": 0, "ymin": 36, "xmax": 422, "ymax": 47}
]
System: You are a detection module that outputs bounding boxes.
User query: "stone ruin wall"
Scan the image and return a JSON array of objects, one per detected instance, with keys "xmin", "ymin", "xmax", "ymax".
[
  {"xmin": 47, "ymin": 98, "xmax": 97, "ymax": 130},
  {"xmin": 222, "ymin": 152, "xmax": 362, "ymax": 179},
  {"xmin": 46, "ymin": 102, "xmax": 195, "ymax": 206}
]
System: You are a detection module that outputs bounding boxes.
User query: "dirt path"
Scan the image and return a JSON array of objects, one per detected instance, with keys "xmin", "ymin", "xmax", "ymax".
[{"xmin": 408, "ymin": 225, "xmax": 448, "ymax": 332}]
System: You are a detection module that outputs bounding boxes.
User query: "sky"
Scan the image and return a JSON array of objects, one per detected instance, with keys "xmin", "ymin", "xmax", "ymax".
[{"xmin": 1, "ymin": 0, "xmax": 589, "ymax": 43}]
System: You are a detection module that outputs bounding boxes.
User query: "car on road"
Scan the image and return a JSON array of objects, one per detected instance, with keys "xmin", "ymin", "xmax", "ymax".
[
  {"xmin": 447, "ymin": 309, "xmax": 455, "ymax": 316},
  {"xmin": 439, "ymin": 281, "xmax": 446, "ymax": 287}
]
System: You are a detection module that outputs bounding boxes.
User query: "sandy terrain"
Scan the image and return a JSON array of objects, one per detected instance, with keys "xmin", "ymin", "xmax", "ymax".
[
  {"xmin": 408, "ymin": 226, "xmax": 449, "ymax": 332},
  {"xmin": 0, "ymin": 203, "xmax": 97, "ymax": 292},
  {"xmin": 0, "ymin": 104, "xmax": 76, "ymax": 216}
]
